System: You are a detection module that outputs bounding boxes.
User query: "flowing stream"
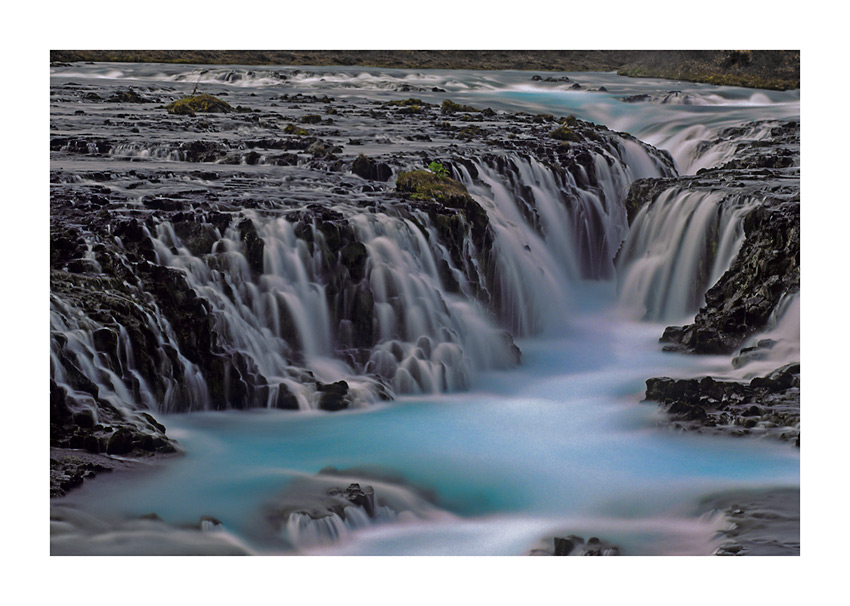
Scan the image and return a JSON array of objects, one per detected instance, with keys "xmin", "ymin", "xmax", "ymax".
[{"xmin": 50, "ymin": 63, "xmax": 800, "ymax": 555}]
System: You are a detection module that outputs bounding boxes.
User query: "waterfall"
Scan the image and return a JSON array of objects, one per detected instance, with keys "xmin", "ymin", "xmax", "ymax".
[
  {"xmin": 616, "ymin": 187, "xmax": 757, "ymax": 322},
  {"xmin": 452, "ymin": 140, "xmax": 673, "ymax": 333},
  {"xmin": 50, "ymin": 131, "xmax": 674, "ymax": 412}
]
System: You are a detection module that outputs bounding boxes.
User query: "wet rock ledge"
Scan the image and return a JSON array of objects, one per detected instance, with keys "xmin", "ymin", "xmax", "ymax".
[{"xmin": 644, "ymin": 363, "xmax": 800, "ymax": 445}]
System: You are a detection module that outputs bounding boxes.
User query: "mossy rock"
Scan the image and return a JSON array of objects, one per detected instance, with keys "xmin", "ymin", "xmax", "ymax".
[
  {"xmin": 300, "ymin": 114, "xmax": 323, "ymax": 124},
  {"xmin": 396, "ymin": 170, "xmax": 471, "ymax": 203},
  {"xmin": 108, "ymin": 89, "xmax": 151, "ymax": 103},
  {"xmin": 441, "ymin": 99, "xmax": 481, "ymax": 114},
  {"xmin": 386, "ymin": 98, "xmax": 433, "ymax": 107},
  {"xmin": 166, "ymin": 94, "xmax": 233, "ymax": 115},
  {"xmin": 387, "ymin": 98, "xmax": 433, "ymax": 114},
  {"xmin": 284, "ymin": 123, "xmax": 309, "ymax": 136},
  {"xmin": 550, "ymin": 125, "xmax": 580, "ymax": 142}
]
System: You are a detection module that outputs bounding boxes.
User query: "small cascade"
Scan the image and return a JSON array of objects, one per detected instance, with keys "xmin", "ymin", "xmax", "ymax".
[
  {"xmin": 151, "ymin": 215, "xmax": 378, "ymax": 409},
  {"xmin": 50, "ymin": 266, "xmax": 209, "ymax": 418},
  {"xmin": 267, "ymin": 475, "xmax": 451, "ymax": 550},
  {"xmin": 616, "ymin": 187, "xmax": 758, "ymax": 322},
  {"xmin": 662, "ymin": 120, "xmax": 795, "ymax": 175},
  {"xmin": 283, "ymin": 504, "xmax": 403, "ymax": 548},
  {"xmin": 731, "ymin": 292, "xmax": 800, "ymax": 376},
  {"xmin": 109, "ymin": 143, "xmax": 183, "ymax": 161},
  {"xmin": 351, "ymin": 211, "xmax": 517, "ymax": 394}
]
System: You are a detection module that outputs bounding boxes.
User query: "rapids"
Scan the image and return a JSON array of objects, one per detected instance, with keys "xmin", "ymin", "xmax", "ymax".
[{"xmin": 49, "ymin": 63, "xmax": 800, "ymax": 555}]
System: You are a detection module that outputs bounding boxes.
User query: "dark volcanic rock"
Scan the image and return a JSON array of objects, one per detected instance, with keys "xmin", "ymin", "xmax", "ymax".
[
  {"xmin": 108, "ymin": 89, "xmax": 154, "ymax": 104},
  {"xmin": 263, "ymin": 470, "xmax": 443, "ymax": 549},
  {"xmin": 328, "ymin": 483, "xmax": 376, "ymax": 517},
  {"xmin": 531, "ymin": 534, "xmax": 621, "ymax": 556},
  {"xmin": 661, "ymin": 196, "xmax": 799, "ymax": 354},
  {"xmin": 317, "ymin": 380, "xmax": 350, "ymax": 411},
  {"xmin": 351, "ymin": 154, "xmax": 392, "ymax": 181},
  {"xmin": 644, "ymin": 363, "xmax": 800, "ymax": 444},
  {"xmin": 50, "ymin": 454, "xmax": 111, "ymax": 497}
]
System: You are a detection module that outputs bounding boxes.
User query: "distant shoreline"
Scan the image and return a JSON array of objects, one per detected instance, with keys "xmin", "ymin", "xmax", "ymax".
[{"xmin": 50, "ymin": 50, "xmax": 800, "ymax": 91}]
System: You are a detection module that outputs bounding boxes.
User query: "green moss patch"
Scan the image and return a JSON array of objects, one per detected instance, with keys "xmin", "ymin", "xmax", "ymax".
[
  {"xmin": 396, "ymin": 170, "xmax": 471, "ymax": 203},
  {"xmin": 550, "ymin": 125, "xmax": 580, "ymax": 142},
  {"xmin": 387, "ymin": 98, "xmax": 434, "ymax": 107},
  {"xmin": 441, "ymin": 99, "xmax": 482, "ymax": 114},
  {"xmin": 165, "ymin": 94, "xmax": 233, "ymax": 115},
  {"xmin": 283, "ymin": 123, "xmax": 309, "ymax": 136}
]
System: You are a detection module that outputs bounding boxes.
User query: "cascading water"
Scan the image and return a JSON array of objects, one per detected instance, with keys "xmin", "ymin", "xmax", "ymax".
[
  {"xmin": 449, "ymin": 143, "xmax": 673, "ymax": 334},
  {"xmin": 616, "ymin": 187, "xmax": 757, "ymax": 322},
  {"xmin": 51, "ymin": 125, "xmax": 674, "ymax": 411},
  {"xmin": 50, "ymin": 272, "xmax": 210, "ymax": 416}
]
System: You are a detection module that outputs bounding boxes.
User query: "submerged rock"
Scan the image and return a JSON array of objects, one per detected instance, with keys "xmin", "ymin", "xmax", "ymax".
[
  {"xmin": 351, "ymin": 154, "xmax": 392, "ymax": 181},
  {"xmin": 530, "ymin": 534, "xmax": 621, "ymax": 556}
]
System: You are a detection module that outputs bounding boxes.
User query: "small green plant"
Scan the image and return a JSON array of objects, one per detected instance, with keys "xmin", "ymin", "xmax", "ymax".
[{"xmin": 428, "ymin": 161, "xmax": 449, "ymax": 178}]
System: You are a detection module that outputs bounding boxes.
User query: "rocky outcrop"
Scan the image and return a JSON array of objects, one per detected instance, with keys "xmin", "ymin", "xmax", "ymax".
[
  {"xmin": 618, "ymin": 120, "xmax": 799, "ymax": 353},
  {"xmin": 351, "ymin": 154, "xmax": 392, "ymax": 181},
  {"xmin": 644, "ymin": 363, "xmax": 800, "ymax": 444},
  {"xmin": 530, "ymin": 534, "xmax": 621, "ymax": 556},
  {"xmin": 660, "ymin": 196, "xmax": 799, "ymax": 354}
]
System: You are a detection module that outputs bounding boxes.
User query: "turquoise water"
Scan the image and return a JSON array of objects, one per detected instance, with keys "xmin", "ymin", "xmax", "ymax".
[{"xmin": 59, "ymin": 294, "xmax": 799, "ymax": 554}]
